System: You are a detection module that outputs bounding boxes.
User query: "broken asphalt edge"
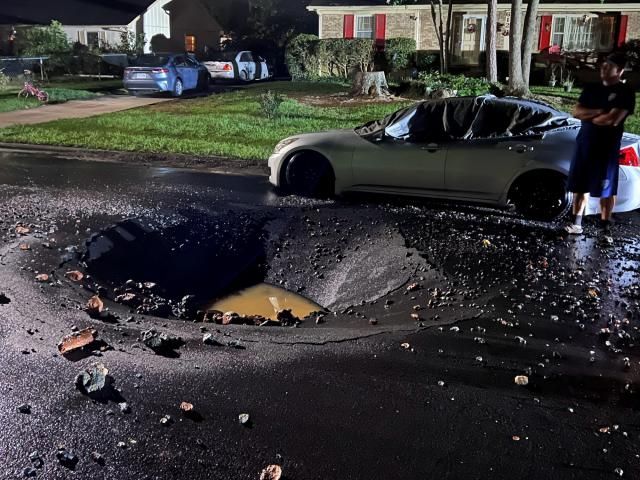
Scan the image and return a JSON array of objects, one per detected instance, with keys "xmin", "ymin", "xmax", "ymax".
[{"xmin": 0, "ymin": 143, "xmax": 269, "ymax": 177}]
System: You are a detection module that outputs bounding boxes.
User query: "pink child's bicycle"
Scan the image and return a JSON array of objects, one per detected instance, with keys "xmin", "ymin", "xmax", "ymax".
[{"xmin": 18, "ymin": 70, "xmax": 48, "ymax": 102}]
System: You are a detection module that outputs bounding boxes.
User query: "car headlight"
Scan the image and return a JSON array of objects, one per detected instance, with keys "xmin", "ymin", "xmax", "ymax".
[{"xmin": 273, "ymin": 137, "xmax": 298, "ymax": 154}]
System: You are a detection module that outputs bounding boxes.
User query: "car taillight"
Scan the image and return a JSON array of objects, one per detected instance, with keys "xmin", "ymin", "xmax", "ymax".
[
  {"xmin": 152, "ymin": 68, "xmax": 169, "ymax": 74},
  {"xmin": 619, "ymin": 146, "xmax": 639, "ymax": 167},
  {"xmin": 223, "ymin": 63, "xmax": 232, "ymax": 71}
]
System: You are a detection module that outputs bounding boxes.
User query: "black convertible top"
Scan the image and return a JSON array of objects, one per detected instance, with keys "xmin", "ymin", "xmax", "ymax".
[{"xmin": 355, "ymin": 95, "xmax": 573, "ymax": 142}]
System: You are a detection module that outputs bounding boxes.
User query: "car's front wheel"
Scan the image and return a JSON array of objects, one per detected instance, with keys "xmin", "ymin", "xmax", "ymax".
[
  {"xmin": 284, "ymin": 151, "xmax": 334, "ymax": 197},
  {"xmin": 508, "ymin": 171, "xmax": 571, "ymax": 221}
]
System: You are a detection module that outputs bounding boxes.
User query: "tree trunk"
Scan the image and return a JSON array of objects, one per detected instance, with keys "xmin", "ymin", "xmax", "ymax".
[
  {"xmin": 445, "ymin": 0, "xmax": 454, "ymax": 73},
  {"xmin": 486, "ymin": 0, "xmax": 498, "ymax": 83},
  {"xmin": 430, "ymin": 1, "xmax": 446, "ymax": 74},
  {"xmin": 521, "ymin": 0, "xmax": 539, "ymax": 89},
  {"xmin": 351, "ymin": 71, "xmax": 391, "ymax": 97},
  {"xmin": 508, "ymin": 0, "xmax": 526, "ymax": 95}
]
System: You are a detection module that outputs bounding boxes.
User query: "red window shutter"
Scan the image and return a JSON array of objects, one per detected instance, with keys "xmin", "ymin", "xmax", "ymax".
[
  {"xmin": 344, "ymin": 15, "xmax": 354, "ymax": 39},
  {"xmin": 375, "ymin": 14, "xmax": 386, "ymax": 48},
  {"xmin": 538, "ymin": 15, "xmax": 552, "ymax": 50},
  {"xmin": 617, "ymin": 15, "xmax": 628, "ymax": 47}
]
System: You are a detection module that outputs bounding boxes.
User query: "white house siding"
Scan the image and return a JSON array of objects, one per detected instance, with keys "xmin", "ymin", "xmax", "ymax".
[
  {"xmin": 141, "ymin": 0, "xmax": 171, "ymax": 53},
  {"xmin": 62, "ymin": 26, "xmax": 124, "ymax": 49}
]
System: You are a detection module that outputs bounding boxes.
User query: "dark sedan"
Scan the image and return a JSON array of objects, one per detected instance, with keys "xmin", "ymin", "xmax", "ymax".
[{"xmin": 123, "ymin": 53, "xmax": 210, "ymax": 97}]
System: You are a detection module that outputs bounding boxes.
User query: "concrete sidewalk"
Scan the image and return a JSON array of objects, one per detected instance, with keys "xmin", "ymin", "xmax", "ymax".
[{"xmin": 0, "ymin": 95, "xmax": 172, "ymax": 128}]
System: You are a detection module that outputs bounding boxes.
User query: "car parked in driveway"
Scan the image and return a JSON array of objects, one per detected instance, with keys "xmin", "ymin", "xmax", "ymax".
[
  {"xmin": 203, "ymin": 51, "xmax": 270, "ymax": 83},
  {"xmin": 123, "ymin": 53, "xmax": 210, "ymax": 97},
  {"xmin": 268, "ymin": 95, "xmax": 640, "ymax": 220}
]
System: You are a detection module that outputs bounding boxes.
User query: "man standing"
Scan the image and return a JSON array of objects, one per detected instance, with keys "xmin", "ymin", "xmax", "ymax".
[{"xmin": 565, "ymin": 53, "xmax": 635, "ymax": 238}]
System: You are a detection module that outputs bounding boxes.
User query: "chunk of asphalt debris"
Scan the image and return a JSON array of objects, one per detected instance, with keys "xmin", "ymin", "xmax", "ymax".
[
  {"xmin": 28, "ymin": 451, "xmax": 43, "ymax": 469},
  {"xmin": 58, "ymin": 328, "xmax": 98, "ymax": 355},
  {"xmin": 118, "ymin": 402, "xmax": 131, "ymax": 414},
  {"xmin": 160, "ymin": 415, "xmax": 173, "ymax": 426},
  {"xmin": 17, "ymin": 404, "xmax": 31, "ymax": 414},
  {"xmin": 259, "ymin": 464, "xmax": 283, "ymax": 480},
  {"xmin": 75, "ymin": 363, "xmax": 114, "ymax": 398},
  {"xmin": 276, "ymin": 309, "xmax": 299, "ymax": 326},
  {"xmin": 55, "ymin": 448, "xmax": 78, "ymax": 470},
  {"xmin": 0, "ymin": 293, "xmax": 10, "ymax": 304},
  {"xmin": 227, "ymin": 340, "xmax": 246, "ymax": 350},
  {"xmin": 202, "ymin": 333, "xmax": 222, "ymax": 346},
  {"xmin": 22, "ymin": 467, "xmax": 37, "ymax": 478},
  {"xmin": 141, "ymin": 330, "xmax": 183, "ymax": 354},
  {"xmin": 91, "ymin": 451, "xmax": 105, "ymax": 465}
]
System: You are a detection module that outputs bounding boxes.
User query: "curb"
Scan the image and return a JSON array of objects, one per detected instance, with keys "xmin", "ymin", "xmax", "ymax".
[{"xmin": 0, "ymin": 142, "xmax": 269, "ymax": 177}]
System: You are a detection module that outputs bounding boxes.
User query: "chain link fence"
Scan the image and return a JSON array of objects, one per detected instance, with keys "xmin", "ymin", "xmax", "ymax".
[{"xmin": 0, "ymin": 53, "xmax": 129, "ymax": 82}]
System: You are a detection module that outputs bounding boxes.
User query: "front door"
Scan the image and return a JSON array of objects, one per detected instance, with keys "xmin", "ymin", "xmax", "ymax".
[
  {"xmin": 351, "ymin": 139, "xmax": 446, "ymax": 193},
  {"xmin": 455, "ymin": 15, "xmax": 486, "ymax": 65}
]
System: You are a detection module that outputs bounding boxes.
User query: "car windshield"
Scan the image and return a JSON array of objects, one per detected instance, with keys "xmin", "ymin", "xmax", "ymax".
[
  {"xmin": 355, "ymin": 96, "xmax": 572, "ymax": 142},
  {"xmin": 131, "ymin": 55, "xmax": 170, "ymax": 67}
]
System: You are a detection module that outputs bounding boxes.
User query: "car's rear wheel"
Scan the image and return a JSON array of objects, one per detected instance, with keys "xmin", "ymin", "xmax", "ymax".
[
  {"xmin": 508, "ymin": 171, "xmax": 571, "ymax": 221},
  {"xmin": 284, "ymin": 151, "xmax": 334, "ymax": 197},
  {"xmin": 172, "ymin": 78, "xmax": 183, "ymax": 97},
  {"xmin": 239, "ymin": 70, "xmax": 249, "ymax": 82}
]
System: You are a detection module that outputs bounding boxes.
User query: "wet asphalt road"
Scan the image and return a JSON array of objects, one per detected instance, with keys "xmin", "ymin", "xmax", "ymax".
[{"xmin": 2, "ymin": 150, "xmax": 640, "ymax": 479}]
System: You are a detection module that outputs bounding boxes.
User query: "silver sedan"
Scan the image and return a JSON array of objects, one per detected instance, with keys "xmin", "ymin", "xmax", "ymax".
[{"xmin": 268, "ymin": 95, "xmax": 640, "ymax": 220}]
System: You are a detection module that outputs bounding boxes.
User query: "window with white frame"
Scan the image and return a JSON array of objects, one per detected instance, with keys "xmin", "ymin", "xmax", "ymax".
[
  {"xmin": 355, "ymin": 15, "xmax": 374, "ymax": 38},
  {"xmin": 551, "ymin": 15, "xmax": 613, "ymax": 52}
]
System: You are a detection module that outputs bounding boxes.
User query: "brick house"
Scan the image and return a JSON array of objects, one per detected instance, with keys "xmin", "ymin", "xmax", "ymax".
[{"xmin": 307, "ymin": 0, "xmax": 640, "ymax": 67}]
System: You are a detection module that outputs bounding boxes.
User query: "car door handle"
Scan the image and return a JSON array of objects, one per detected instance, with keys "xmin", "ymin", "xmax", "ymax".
[
  {"xmin": 421, "ymin": 143, "xmax": 440, "ymax": 152},
  {"xmin": 509, "ymin": 144, "xmax": 532, "ymax": 153}
]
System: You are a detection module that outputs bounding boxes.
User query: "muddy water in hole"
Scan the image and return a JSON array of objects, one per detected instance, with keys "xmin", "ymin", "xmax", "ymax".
[{"xmin": 208, "ymin": 283, "xmax": 323, "ymax": 319}]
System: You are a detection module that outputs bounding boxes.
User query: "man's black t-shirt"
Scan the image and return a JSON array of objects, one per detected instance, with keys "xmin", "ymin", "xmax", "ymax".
[{"xmin": 578, "ymin": 81, "xmax": 636, "ymax": 145}]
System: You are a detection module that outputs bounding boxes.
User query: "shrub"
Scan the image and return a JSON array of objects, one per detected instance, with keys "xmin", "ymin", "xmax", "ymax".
[
  {"xmin": 16, "ymin": 21, "xmax": 71, "ymax": 75},
  {"xmin": 418, "ymin": 72, "xmax": 491, "ymax": 96},
  {"xmin": 259, "ymin": 90, "xmax": 284, "ymax": 119},
  {"xmin": 0, "ymin": 69, "xmax": 9, "ymax": 90},
  {"xmin": 286, "ymin": 35, "xmax": 375, "ymax": 80},
  {"xmin": 347, "ymin": 38, "xmax": 375, "ymax": 73},
  {"xmin": 416, "ymin": 51, "xmax": 438, "ymax": 72},
  {"xmin": 285, "ymin": 34, "xmax": 320, "ymax": 80},
  {"xmin": 384, "ymin": 38, "xmax": 416, "ymax": 72}
]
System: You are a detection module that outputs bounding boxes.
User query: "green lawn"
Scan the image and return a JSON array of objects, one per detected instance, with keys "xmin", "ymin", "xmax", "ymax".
[
  {"xmin": 0, "ymin": 87, "xmax": 97, "ymax": 113},
  {"xmin": 0, "ymin": 82, "xmax": 637, "ymax": 160},
  {"xmin": 0, "ymin": 82, "xmax": 410, "ymax": 160},
  {"xmin": 530, "ymin": 85, "xmax": 640, "ymax": 135}
]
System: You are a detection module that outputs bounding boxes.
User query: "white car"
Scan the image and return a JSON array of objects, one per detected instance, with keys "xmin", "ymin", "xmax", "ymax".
[
  {"xmin": 203, "ymin": 51, "xmax": 270, "ymax": 82},
  {"xmin": 268, "ymin": 95, "xmax": 640, "ymax": 220}
]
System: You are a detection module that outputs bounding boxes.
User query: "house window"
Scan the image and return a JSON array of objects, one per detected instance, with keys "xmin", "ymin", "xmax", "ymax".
[
  {"xmin": 550, "ymin": 15, "xmax": 612, "ymax": 52},
  {"xmin": 185, "ymin": 35, "xmax": 196, "ymax": 52},
  {"xmin": 86, "ymin": 31, "xmax": 100, "ymax": 48},
  {"xmin": 355, "ymin": 15, "xmax": 374, "ymax": 38}
]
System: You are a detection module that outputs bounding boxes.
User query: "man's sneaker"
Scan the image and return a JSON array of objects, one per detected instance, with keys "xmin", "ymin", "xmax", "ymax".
[{"xmin": 564, "ymin": 224, "xmax": 584, "ymax": 235}]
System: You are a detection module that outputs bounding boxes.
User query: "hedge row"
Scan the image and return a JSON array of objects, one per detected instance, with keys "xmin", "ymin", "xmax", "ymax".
[{"xmin": 285, "ymin": 34, "xmax": 418, "ymax": 80}]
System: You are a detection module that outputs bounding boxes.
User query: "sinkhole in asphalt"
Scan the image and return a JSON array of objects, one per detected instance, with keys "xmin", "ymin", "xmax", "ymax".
[
  {"xmin": 81, "ymin": 216, "xmax": 327, "ymax": 319},
  {"xmin": 208, "ymin": 283, "xmax": 323, "ymax": 320}
]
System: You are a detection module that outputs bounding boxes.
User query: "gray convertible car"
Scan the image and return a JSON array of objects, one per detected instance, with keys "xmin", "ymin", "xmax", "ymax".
[{"xmin": 268, "ymin": 95, "xmax": 640, "ymax": 220}]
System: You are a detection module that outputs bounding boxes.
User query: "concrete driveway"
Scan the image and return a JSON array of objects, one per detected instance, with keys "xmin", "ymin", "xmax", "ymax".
[{"xmin": 0, "ymin": 95, "xmax": 173, "ymax": 128}]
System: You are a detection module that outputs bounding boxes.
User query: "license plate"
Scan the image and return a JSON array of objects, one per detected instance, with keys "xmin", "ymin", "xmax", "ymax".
[{"xmin": 133, "ymin": 73, "xmax": 147, "ymax": 79}]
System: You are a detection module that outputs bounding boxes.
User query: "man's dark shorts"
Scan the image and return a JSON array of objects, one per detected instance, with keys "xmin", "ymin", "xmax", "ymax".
[{"xmin": 567, "ymin": 130, "xmax": 620, "ymax": 198}]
